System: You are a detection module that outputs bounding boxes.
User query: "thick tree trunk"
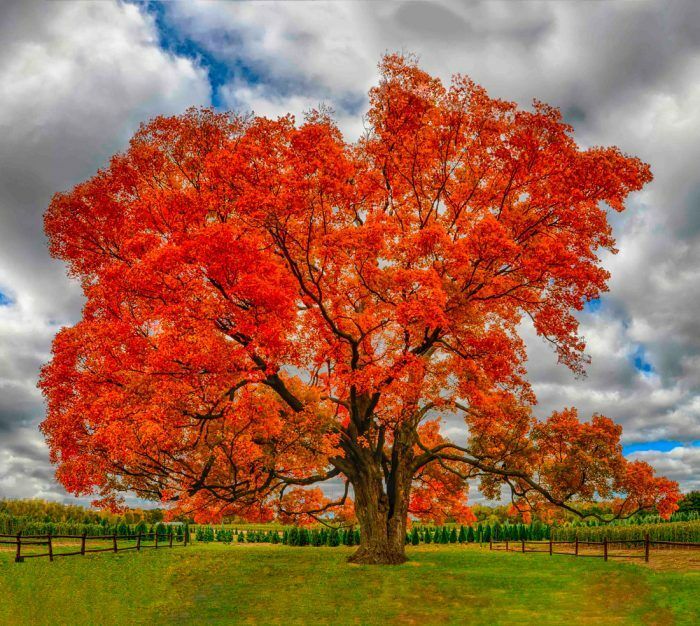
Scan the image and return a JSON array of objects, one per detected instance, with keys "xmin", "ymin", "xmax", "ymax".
[
  {"xmin": 348, "ymin": 474, "xmax": 408, "ymax": 564},
  {"xmin": 347, "ymin": 426, "xmax": 415, "ymax": 565}
]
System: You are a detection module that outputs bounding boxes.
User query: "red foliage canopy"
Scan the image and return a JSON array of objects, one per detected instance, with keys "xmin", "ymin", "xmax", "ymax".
[{"xmin": 41, "ymin": 54, "xmax": 678, "ymax": 533}]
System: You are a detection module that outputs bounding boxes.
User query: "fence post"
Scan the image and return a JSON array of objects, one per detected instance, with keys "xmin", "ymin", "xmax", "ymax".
[
  {"xmin": 645, "ymin": 533, "xmax": 650, "ymax": 563},
  {"xmin": 136, "ymin": 532, "xmax": 142, "ymax": 552},
  {"xmin": 15, "ymin": 531, "xmax": 22, "ymax": 563},
  {"xmin": 81, "ymin": 532, "xmax": 86, "ymax": 556},
  {"xmin": 505, "ymin": 538, "xmax": 509, "ymax": 552},
  {"xmin": 521, "ymin": 538, "xmax": 525, "ymax": 553},
  {"xmin": 575, "ymin": 536, "xmax": 579, "ymax": 557},
  {"xmin": 155, "ymin": 531, "xmax": 159, "ymax": 549},
  {"xmin": 113, "ymin": 533, "xmax": 118, "ymax": 553},
  {"xmin": 47, "ymin": 532, "xmax": 53, "ymax": 562},
  {"xmin": 489, "ymin": 538, "xmax": 492, "ymax": 551},
  {"xmin": 603, "ymin": 537, "xmax": 608, "ymax": 562},
  {"xmin": 169, "ymin": 532, "xmax": 173, "ymax": 548},
  {"xmin": 549, "ymin": 536, "xmax": 553, "ymax": 556}
]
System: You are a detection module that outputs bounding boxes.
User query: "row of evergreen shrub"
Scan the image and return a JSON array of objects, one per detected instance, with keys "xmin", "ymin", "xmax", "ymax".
[
  {"xmin": 412, "ymin": 521, "xmax": 552, "ymax": 543},
  {"xmin": 195, "ymin": 526, "xmax": 360, "ymax": 547},
  {"xmin": 409, "ymin": 522, "xmax": 552, "ymax": 544},
  {"xmin": 194, "ymin": 517, "xmax": 700, "ymax": 547},
  {"xmin": 0, "ymin": 514, "xmax": 189, "ymax": 541},
  {"xmin": 193, "ymin": 522, "xmax": 547, "ymax": 547}
]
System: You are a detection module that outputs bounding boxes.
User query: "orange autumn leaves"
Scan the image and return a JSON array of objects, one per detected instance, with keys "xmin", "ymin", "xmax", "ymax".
[{"xmin": 40, "ymin": 53, "xmax": 678, "ymax": 524}]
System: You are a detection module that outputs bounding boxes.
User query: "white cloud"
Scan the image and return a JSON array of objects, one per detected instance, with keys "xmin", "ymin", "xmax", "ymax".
[
  {"xmin": 219, "ymin": 79, "xmax": 366, "ymax": 139},
  {"xmin": 629, "ymin": 446, "xmax": 700, "ymax": 493},
  {"xmin": 167, "ymin": 0, "xmax": 379, "ymax": 96},
  {"xmin": 0, "ymin": 0, "xmax": 210, "ymax": 502}
]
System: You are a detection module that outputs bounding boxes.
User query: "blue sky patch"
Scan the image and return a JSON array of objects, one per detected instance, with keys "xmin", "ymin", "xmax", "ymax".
[
  {"xmin": 133, "ymin": 1, "xmax": 255, "ymax": 109},
  {"xmin": 583, "ymin": 297, "xmax": 602, "ymax": 313},
  {"xmin": 623, "ymin": 440, "xmax": 699, "ymax": 455},
  {"xmin": 0, "ymin": 291, "xmax": 12, "ymax": 306},
  {"xmin": 632, "ymin": 345, "xmax": 654, "ymax": 374},
  {"xmin": 132, "ymin": 2, "xmax": 356, "ymax": 117}
]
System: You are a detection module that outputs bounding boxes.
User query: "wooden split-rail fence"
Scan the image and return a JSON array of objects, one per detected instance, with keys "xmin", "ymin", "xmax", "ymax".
[
  {"xmin": 489, "ymin": 534, "xmax": 700, "ymax": 563},
  {"xmin": 0, "ymin": 531, "xmax": 188, "ymax": 562}
]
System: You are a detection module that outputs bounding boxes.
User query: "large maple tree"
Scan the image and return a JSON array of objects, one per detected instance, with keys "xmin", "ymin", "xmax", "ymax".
[{"xmin": 41, "ymin": 54, "xmax": 679, "ymax": 564}]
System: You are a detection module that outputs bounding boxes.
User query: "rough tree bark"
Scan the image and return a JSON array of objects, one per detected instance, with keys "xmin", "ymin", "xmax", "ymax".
[{"xmin": 346, "ymin": 424, "xmax": 416, "ymax": 565}]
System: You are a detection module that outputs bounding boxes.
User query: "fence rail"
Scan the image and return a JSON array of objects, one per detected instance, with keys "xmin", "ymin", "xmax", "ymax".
[
  {"xmin": 488, "ymin": 534, "xmax": 700, "ymax": 563},
  {"xmin": 0, "ymin": 531, "xmax": 188, "ymax": 562}
]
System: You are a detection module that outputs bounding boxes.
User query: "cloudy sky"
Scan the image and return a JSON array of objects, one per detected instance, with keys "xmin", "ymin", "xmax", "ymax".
[{"xmin": 0, "ymin": 0, "xmax": 698, "ymax": 507}]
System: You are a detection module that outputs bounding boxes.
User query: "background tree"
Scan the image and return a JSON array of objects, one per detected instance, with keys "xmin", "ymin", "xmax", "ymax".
[
  {"xmin": 41, "ymin": 53, "xmax": 679, "ymax": 565},
  {"xmin": 677, "ymin": 492, "xmax": 700, "ymax": 513}
]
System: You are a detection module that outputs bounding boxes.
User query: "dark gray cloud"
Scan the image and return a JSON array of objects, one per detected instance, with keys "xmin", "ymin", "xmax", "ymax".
[
  {"xmin": 393, "ymin": 0, "xmax": 553, "ymax": 47},
  {"xmin": 394, "ymin": 1, "xmax": 471, "ymax": 40}
]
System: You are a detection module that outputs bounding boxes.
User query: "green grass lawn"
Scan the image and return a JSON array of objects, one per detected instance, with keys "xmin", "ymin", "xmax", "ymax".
[{"xmin": 0, "ymin": 543, "xmax": 698, "ymax": 625}]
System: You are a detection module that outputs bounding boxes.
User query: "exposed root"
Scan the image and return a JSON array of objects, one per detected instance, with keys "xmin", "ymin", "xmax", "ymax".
[{"xmin": 347, "ymin": 546, "xmax": 408, "ymax": 565}]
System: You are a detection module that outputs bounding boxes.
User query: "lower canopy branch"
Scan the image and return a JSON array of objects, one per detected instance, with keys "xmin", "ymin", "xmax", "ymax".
[
  {"xmin": 413, "ymin": 440, "xmax": 648, "ymax": 523},
  {"xmin": 277, "ymin": 480, "xmax": 351, "ymax": 528}
]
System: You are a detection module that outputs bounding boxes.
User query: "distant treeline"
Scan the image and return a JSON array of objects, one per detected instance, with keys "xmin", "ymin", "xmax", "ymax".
[
  {"xmin": 1, "ymin": 493, "xmax": 697, "ymax": 538},
  {"xmin": 0, "ymin": 499, "xmax": 165, "ymax": 525}
]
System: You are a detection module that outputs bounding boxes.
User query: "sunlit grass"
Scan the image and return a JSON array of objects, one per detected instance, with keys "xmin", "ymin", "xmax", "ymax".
[{"xmin": 0, "ymin": 543, "xmax": 698, "ymax": 625}]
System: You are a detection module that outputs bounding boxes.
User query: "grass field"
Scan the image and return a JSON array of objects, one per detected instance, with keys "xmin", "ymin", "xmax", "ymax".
[{"xmin": 1, "ymin": 543, "xmax": 698, "ymax": 625}]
